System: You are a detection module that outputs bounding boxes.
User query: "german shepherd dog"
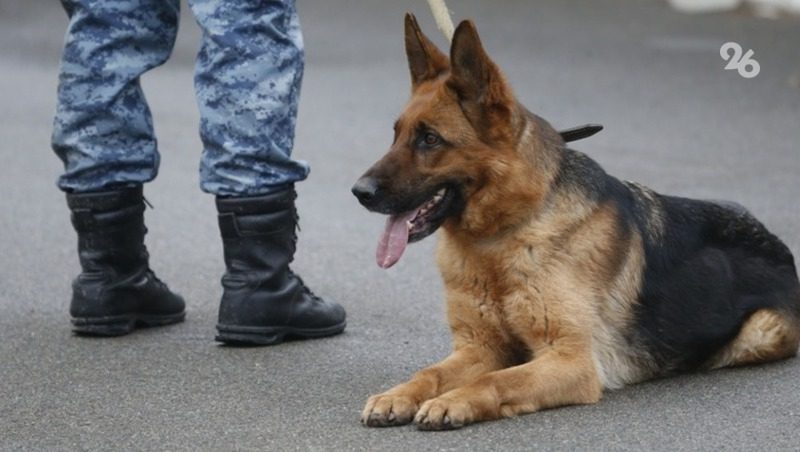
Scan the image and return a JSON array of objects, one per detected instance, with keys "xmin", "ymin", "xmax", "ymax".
[{"xmin": 351, "ymin": 14, "xmax": 800, "ymax": 430}]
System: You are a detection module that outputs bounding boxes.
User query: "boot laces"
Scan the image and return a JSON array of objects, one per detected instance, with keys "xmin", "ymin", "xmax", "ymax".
[
  {"xmin": 147, "ymin": 269, "xmax": 168, "ymax": 289},
  {"xmin": 289, "ymin": 269, "xmax": 322, "ymax": 301},
  {"xmin": 141, "ymin": 249, "xmax": 168, "ymax": 290},
  {"xmin": 288, "ymin": 207, "xmax": 321, "ymax": 302}
]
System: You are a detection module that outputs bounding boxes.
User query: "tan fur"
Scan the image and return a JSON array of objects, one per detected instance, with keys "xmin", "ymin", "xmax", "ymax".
[
  {"xmin": 589, "ymin": 231, "xmax": 660, "ymax": 388},
  {"xmin": 623, "ymin": 181, "xmax": 666, "ymax": 243},
  {"xmin": 709, "ymin": 309, "xmax": 800, "ymax": 369}
]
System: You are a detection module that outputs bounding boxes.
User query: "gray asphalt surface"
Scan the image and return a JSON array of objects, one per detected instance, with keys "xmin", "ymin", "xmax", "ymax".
[{"xmin": 2, "ymin": 1, "xmax": 799, "ymax": 450}]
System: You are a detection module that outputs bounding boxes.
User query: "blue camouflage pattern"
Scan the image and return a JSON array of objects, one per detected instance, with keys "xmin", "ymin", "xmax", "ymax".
[{"xmin": 52, "ymin": 0, "xmax": 309, "ymax": 196}]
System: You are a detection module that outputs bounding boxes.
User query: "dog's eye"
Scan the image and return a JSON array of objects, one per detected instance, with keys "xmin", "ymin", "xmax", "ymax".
[{"xmin": 420, "ymin": 132, "xmax": 441, "ymax": 148}]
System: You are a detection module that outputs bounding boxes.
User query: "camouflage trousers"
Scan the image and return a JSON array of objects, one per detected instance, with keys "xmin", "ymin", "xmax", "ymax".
[{"xmin": 52, "ymin": 0, "xmax": 309, "ymax": 196}]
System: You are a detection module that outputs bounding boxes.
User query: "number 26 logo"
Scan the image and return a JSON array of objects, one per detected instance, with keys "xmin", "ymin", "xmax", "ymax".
[{"xmin": 720, "ymin": 42, "xmax": 760, "ymax": 79}]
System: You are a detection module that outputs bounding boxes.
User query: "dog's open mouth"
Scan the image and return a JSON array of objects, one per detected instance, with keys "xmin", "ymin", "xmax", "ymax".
[{"xmin": 376, "ymin": 187, "xmax": 453, "ymax": 269}]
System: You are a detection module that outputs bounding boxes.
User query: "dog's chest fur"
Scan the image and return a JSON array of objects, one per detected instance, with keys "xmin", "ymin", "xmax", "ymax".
[{"xmin": 436, "ymin": 198, "xmax": 659, "ymax": 389}]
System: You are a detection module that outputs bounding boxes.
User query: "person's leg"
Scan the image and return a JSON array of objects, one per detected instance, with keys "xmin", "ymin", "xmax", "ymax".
[
  {"xmin": 53, "ymin": 0, "xmax": 185, "ymax": 335},
  {"xmin": 190, "ymin": 0, "xmax": 308, "ymax": 196},
  {"xmin": 53, "ymin": 0, "xmax": 180, "ymax": 191},
  {"xmin": 189, "ymin": 0, "xmax": 345, "ymax": 345}
]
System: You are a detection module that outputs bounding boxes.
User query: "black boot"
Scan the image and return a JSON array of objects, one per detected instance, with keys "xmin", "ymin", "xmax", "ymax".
[
  {"xmin": 67, "ymin": 186, "xmax": 185, "ymax": 336},
  {"xmin": 215, "ymin": 186, "xmax": 346, "ymax": 345}
]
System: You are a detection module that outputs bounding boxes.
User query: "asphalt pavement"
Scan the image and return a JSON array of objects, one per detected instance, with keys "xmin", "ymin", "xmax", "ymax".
[{"xmin": 1, "ymin": 0, "xmax": 799, "ymax": 450}]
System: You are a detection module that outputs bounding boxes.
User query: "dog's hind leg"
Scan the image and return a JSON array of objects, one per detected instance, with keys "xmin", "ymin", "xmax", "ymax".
[{"xmin": 709, "ymin": 308, "xmax": 800, "ymax": 369}]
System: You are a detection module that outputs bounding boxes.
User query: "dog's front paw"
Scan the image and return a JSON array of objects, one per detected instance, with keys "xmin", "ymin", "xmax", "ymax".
[
  {"xmin": 361, "ymin": 392, "xmax": 419, "ymax": 427},
  {"xmin": 414, "ymin": 396, "xmax": 475, "ymax": 431}
]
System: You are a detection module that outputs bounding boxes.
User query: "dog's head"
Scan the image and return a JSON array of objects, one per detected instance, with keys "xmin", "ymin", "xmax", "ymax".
[{"xmin": 353, "ymin": 14, "xmax": 553, "ymax": 268}]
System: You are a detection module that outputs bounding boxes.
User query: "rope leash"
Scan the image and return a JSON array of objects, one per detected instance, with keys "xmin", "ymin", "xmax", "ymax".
[{"xmin": 425, "ymin": 0, "xmax": 455, "ymax": 42}]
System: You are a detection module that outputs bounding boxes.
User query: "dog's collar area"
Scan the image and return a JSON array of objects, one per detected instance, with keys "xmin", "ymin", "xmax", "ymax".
[{"xmin": 559, "ymin": 124, "xmax": 604, "ymax": 143}]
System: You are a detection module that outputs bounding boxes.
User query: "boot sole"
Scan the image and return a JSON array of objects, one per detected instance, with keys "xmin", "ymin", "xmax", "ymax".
[
  {"xmin": 215, "ymin": 321, "xmax": 346, "ymax": 346},
  {"xmin": 72, "ymin": 311, "xmax": 186, "ymax": 337}
]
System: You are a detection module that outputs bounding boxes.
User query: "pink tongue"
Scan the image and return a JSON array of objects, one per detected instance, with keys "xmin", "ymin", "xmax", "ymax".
[{"xmin": 376, "ymin": 209, "xmax": 419, "ymax": 269}]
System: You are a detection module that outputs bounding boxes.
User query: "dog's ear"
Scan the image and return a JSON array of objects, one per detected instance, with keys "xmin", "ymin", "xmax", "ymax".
[
  {"xmin": 405, "ymin": 13, "xmax": 449, "ymax": 89},
  {"xmin": 447, "ymin": 20, "xmax": 513, "ymax": 114}
]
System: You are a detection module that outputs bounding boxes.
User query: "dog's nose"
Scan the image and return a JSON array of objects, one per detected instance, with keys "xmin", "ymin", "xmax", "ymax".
[{"xmin": 352, "ymin": 177, "xmax": 380, "ymax": 206}]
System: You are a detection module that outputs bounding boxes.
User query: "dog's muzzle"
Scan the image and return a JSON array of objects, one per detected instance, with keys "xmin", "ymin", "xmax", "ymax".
[{"xmin": 352, "ymin": 176, "xmax": 381, "ymax": 209}]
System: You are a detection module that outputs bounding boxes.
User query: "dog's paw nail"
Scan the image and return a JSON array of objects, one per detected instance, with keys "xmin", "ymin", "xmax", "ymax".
[
  {"xmin": 387, "ymin": 412, "xmax": 396, "ymax": 422},
  {"xmin": 443, "ymin": 415, "xmax": 451, "ymax": 426}
]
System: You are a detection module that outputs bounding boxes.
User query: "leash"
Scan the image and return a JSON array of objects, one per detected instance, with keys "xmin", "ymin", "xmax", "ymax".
[
  {"xmin": 425, "ymin": 0, "xmax": 455, "ymax": 42},
  {"xmin": 559, "ymin": 124, "xmax": 603, "ymax": 143}
]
